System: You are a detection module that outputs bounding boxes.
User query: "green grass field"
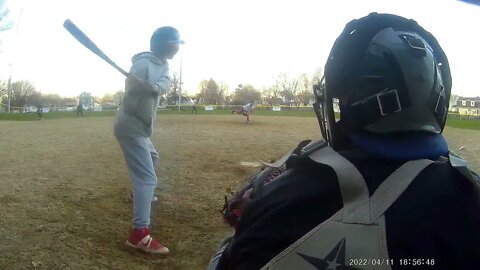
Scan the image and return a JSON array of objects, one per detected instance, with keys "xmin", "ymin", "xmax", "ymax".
[
  {"xmin": 0, "ymin": 111, "xmax": 116, "ymax": 120},
  {"xmin": 1, "ymin": 108, "xmax": 479, "ymax": 130},
  {"xmin": 443, "ymin": 118, "xmax": 480, "ymax": 130}
]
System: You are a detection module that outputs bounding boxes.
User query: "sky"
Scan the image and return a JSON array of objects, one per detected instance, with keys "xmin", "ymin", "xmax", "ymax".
[{"xmin": 0, "ymin": 0, "xmax": 479, "ymax": 98}]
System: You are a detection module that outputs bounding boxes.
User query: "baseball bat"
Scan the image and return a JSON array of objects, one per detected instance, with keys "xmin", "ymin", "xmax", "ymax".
[{"xmin": 63, "ymin": 19, "xmax": 129, "ymax": 77}]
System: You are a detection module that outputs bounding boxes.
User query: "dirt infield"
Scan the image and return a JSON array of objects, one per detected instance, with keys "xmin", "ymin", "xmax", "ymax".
[{"xmin": 0, "ymin": 115, "xmax": 478, "ymax": 270}]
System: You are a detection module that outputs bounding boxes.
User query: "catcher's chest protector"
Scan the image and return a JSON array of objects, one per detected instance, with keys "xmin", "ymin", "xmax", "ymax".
[{"xmin": 261, "ymin": 142, "xmax": 434, "ymax": 270}]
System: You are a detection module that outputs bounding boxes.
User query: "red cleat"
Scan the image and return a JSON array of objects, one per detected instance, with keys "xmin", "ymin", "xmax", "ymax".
[{"xmin": 126, "ymin": 228, "xmax": 169, "ymax": 254}]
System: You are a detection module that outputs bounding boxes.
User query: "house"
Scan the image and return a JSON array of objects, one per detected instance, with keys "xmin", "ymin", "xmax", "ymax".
[
  {"xmin": 176, "ymin": 97, "xmax": 194, "ymax": 105},
  {"xmin": 450, "ymin": 96, "xmax": 480, "ymax": 116},
  {"xmin": 65, "ymin": 102, "xmax": 77, "ymax": 112},
  {"xmin": 449, "ymin": 95, "xmax": 460, "ymax": 112}
]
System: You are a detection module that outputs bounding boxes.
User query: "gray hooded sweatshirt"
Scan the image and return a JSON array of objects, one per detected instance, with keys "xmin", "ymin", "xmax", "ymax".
[{"xmin": 114, "ymin": 52, "xmax": 171, "ymax": 137}]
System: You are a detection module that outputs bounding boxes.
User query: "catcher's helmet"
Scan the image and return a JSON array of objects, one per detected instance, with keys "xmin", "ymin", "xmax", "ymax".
[{"xmin": 314, "ymin": 13, "xmax": 452, "ymax": 150}]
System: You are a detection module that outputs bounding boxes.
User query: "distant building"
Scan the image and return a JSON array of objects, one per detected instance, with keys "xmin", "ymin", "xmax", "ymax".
[
  {"xmin": 175, "ymin": 96, "xmax": 194, "ymax": 105},
  {"xmin": 113, "ymin": 92, "xmax": 123, "ymax": 106},
  {"xmin": 449, "ymin": 94, "xmax": 460, "ymax": 112},
  {"xmin": 450, "ymin": 96, "xmax": 480, "ymax": 116},
  {"xmin": 65, "ymin": 102, "xmax": 77, "ymax": 112}
]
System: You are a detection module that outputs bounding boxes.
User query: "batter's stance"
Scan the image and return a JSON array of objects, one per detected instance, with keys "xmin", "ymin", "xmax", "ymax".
[{"xmin": 114, "ymin": 26, "xmax": 184, "ymax": 254}]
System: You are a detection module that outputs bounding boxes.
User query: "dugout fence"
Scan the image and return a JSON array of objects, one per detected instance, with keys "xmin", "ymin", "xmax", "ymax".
[
  {"xmin": 165, "ymin": 104, "xmax": 315, "ymax": 112},
  {"xmin": 1, "ymin": 102, "xmax": 478, "ymax": 120}
]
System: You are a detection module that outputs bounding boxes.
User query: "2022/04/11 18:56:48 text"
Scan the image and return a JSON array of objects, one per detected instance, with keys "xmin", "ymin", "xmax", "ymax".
[{"xmin": 348, "ymin": 258, "xmax": 435, "ymax": 267}]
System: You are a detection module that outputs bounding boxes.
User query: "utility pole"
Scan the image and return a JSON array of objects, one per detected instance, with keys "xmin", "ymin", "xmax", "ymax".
[
  {"xmin": 7, "ymin": 63, "xmax": 11, "ymax": 113},
  {"xmin": 177, "ymin": 56, "xmax": 182, "ymax": 111},
  {"xmin": 7, "ymin": 8, "xmax": 24, "ymax": 113}
]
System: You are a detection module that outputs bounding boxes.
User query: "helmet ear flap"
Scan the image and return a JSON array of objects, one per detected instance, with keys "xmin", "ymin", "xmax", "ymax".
[
  {"xmin": 313, "ymin": 77, "xmax": 349, "ymax": 149},
  {"xmin": 433, "ymin": 64, "xmax": 448, "ymax": 131},
  {"xmin": 313, "ymin": 77, "xmax": 328, "ymax": 142}
]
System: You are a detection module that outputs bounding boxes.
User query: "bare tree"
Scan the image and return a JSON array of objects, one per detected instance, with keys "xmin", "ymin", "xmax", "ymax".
[
  {"xmin": 100, "ymin": 93, "xmax": 114, "ymax": 105},
  {"xmin": 311, "ymin": 67, "xmax": 324, "ymax": 86},
  {"xmin": 296, "ymin": 73, "xmax": 314, "ymax": 106},
  {"xmin": 30, "ymin": 92, "xmax": 42, "ymax": 106},
  {"xmin": 273, "ymin": 73, "xmax": 299, "ymax": 106},
  {"xmin": 232, "ymin": 84, "xmax": 261, "ymax": 104},
  {"xmin": 0, "ymin": 80, "xmax": 7, "ymax": 98},
  {"xmin": 112, "ymin": 91, "xmax": 123, "ymax": 106},
  {"xmin": 63, "ymin": 97, "xmax": 77, "ymax": 106},
  {"xmin": 218, "ymin": 81, "xmax": 229, "ymax": 103},
  {"xmin": 262, "ymin": 84, "xmax": 282, "ymax": 105},
  {"xmin": 275, "ymin": 73, "xmax": 289, "ymax": 104},
  {"xmin": 198, "ymin": 79, "xmax": 225, "ymax": 105},
  {"xmin": 2, "ymin": 80, "xmax": 37, "ymax": 108},
  {"xmin": 196, "ymin": 80, "xmax": 208, "ymax": 104},
  {"xmin": 289, "ymin": 78, "xmax": 300, "ymax": 106},
  {"xmin": 167, "ymin": 73, "xmax": 180, "ymax": 105},
  {"xmin": 297, "ymin": 91, "xmax": 314, "ymax": 106},
  {"xmin": 41, "ymin": 94, "xmax": 64, "ymax": 108}
]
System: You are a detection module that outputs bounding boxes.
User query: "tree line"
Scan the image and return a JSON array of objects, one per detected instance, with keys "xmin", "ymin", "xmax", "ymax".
[
  {"xmin": 0, "ymin": 69, "xmax": 322, "ymax": 111},
  {"xmin": 166, "ymin": 70, "xmax": 322, "ymax": 106},
  {"xmin": 0, "ymin": 80, "xmax": 123, "ymax": 110}
]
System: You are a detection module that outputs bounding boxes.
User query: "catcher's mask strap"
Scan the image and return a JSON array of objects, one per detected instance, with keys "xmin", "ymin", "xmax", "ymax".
[
  {"xmin": 449, "ymin": 152, "xmax": 480, "ymax": 194},
  {"xmin": 368, "ymin": 159, "xmax": 433, "ymax": 221},
  {"xmin": 308, "ymin": 145, "xmax": 370, "ymax": 223},
  {"xmin": 300, "ymin": 139, "xmax": 328, "ymax": 156},
  {"xmin": 260, "ymin": 149, "xmax": 294, "ymax": 168},
  {"xmin": 261, "ymin": 139, "xmax": 316, "ymax": 168}
]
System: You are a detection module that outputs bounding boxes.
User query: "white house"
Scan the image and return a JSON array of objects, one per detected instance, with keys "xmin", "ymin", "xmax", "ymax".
[{"xmin": 451, "ymin": 96, "xmax": 480, "ymax": 116}]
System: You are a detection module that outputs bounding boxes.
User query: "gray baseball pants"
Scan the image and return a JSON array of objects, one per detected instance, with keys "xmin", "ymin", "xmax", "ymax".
[{"xmin": 115, "ymin": 134, "xmax": 159, "ymax": 229}]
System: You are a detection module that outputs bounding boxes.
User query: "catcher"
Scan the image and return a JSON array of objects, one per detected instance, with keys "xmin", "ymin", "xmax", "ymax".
[{"xmin": 209, "ymin": 13, "xmax": 480, "ymax": 270}]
